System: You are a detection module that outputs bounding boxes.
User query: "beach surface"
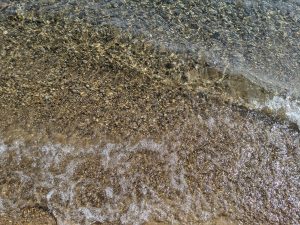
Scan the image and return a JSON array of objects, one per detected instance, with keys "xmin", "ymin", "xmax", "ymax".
[{"xmin": 0, "ymin": 1, "xmax": 299, "ymax": 224}]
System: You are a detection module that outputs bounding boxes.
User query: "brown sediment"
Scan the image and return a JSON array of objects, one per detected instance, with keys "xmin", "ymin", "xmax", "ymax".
[{"xmin": 0, "ymin": 206, "xmax": 57, "ymax": 225}]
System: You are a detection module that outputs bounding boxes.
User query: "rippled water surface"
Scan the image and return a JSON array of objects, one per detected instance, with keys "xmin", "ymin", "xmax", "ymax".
[{"xmin": 0, "ymin": 1, "xmax": 300, "ymax": 224}]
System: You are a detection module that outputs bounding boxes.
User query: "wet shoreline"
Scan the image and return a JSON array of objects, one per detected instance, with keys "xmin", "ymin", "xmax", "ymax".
[{"xmin": 0, "ymin": 2, "xmax": 300, "ymax": 225}]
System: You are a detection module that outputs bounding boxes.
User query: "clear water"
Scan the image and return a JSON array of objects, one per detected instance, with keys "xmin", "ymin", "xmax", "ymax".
[
  {"xmin": 0, "ymin": 1, "xmax": 300, "ymax": 224},
  {"xmin": 7, "ymin": 0, "xmax": 299, "ymax": 96},
  {"xmin": 0, "ymin": 102, "xmax": 299, "ymax": 224}
]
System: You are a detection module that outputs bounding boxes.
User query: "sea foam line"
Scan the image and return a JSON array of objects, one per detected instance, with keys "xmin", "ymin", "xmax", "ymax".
[{"xmin": 252, "ymin": 96, "xmax": 300, "ymax": 128}]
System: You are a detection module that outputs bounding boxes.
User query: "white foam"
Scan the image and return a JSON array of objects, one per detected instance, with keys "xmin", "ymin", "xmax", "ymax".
[
  {"xmin": 0, "ymin": 141, "xmax": 7, "ymax": 155},
  {"xmin": 120, "ymin": 201, "xmax": 150, "ymax": 225},
  {"xmin": 0, "ymin": 133, "xmax": 298, "ymax": 224},
  {"xmin": 79, "ymin": 207, "xmax": 105, "ymax": 223},
  {"xmin": 129, "ymin": 139, "xmax": 164, "ymax": 153},
  {"xmin": 207, "ymin": 117, "xmax": 216, "ymax": 130},
  {"xmin": 101, "ymin": 143, "xmax": 115, "ymax": 169},
  {"xmin": 47, "ymin": 190, "xmax": 55, "ymax": 202},
  {"xmin": 105, "ymin": 187, "xmax": 114, "ymax": 199},
  {"xmin": 0, "ymin": 198, "xmax": 5, "ymax": 212},
  {"xmin": 252, "ymin": 96, "xmax": 300, "ymax": 128}
]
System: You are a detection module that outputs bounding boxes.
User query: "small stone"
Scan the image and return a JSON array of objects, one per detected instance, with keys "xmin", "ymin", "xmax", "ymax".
[
  {"xmin": 165, "ymin": 62, "xmax": 174, "ymax": 69},
  {"xmin": 181, "ymin": 74, "xmax": 188, "ymax": 83},
  {"xmin": 190, "ymin": 23, "xmax": 199, "ymax": 29},
  {"xmin": 1, "ymin": 50, "xmax": 6, "ymax": 57},
  {"xmin": 80, "ymin": 91, "xmax": 87, "ymax": 97},
  {"xmin": 211, "ymin": 32, "xmax": 220, "ymax": 39}
]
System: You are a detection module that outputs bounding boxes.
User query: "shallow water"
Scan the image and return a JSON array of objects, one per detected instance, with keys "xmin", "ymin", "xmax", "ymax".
[
  {"xmin": 2, "ymin": 0, "xmax": 300, "ymax": 96},
  {"xmin": 0, "ymin": 1, "xmax": 300, "ymax": 224},
  {"xmin": 0, "ymin": 104, "xmax": 299, "ymax": 224}
]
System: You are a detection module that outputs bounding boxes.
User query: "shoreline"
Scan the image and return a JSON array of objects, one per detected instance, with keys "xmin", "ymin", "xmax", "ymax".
[{"xmin": 0, "ymin": 5, "xmax": 300, "ymax": 225}]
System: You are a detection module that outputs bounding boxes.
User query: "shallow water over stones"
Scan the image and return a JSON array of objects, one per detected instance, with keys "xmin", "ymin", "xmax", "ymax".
[
  {"xmin": 0, "ymin": 93, "xmax": 299, "ymax": 224},
  {"xmin": 0, "ymin": 1, "xmax": 300, "ymax": 224}
]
